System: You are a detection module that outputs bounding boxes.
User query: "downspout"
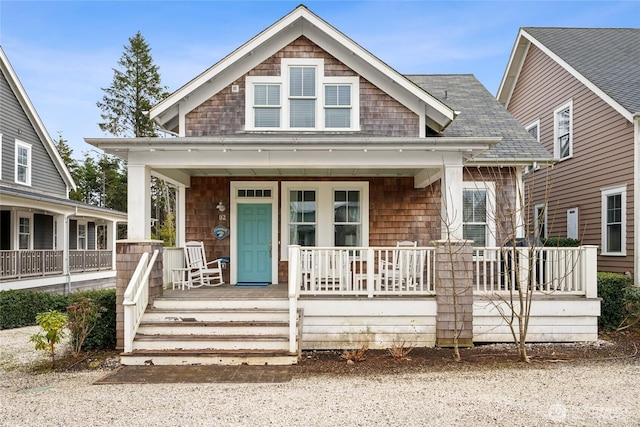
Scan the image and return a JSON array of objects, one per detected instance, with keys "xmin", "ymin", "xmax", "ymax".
[
  {"xmin": 66, "ymin": 206, "xmax": 78, "ymax": 294},
  {"xmin": 634, "ymin": 113, "xmax": 640, "ymax": 286}
]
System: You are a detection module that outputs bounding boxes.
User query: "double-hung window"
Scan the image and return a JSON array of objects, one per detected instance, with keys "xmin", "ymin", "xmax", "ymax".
[
  {"xmin": 554, "ymin": 100, "xmax": 573, "ymax": 160},
  {"xmin": 324, "ymin": 84, "xmax": 351, "ymax": 128},
  {"xmin": 462, "ymin": 182, "xmax": 496, "ymax": 248},
  {"xmin": 19, "ymin": 216, "xmax": 31, "ymax": 249},
  {"xmin": 281, "ymin": 182, "xmax": 368, "ymax": 259},
  {"xmin": 78, "ymin": 223, "xmax": 86, "ymax": 250},
  {"xmin": 254, "ymin": 84, "xmax": 281, "ymax": 128},
  {"xmin": 289, "ymin": 190, "xmax": 317, "ymax": 246},
  {"xmin": 289, "ymin": 66, "xmax": 316, "ymax": 128},
  {"xmin": 334, "ymin": 190, "xmax": 360, "ymax": 246},
  {"xmin": 524, "ymin": 121, "xmax": 540, "ymax": 174},
  {"xmin": 601, "ymin": 185, "xmax": 626, "ymax": 255},
  {"xmin": 15, "ymin": 141, "xmax": 31, "ymax": 185}
]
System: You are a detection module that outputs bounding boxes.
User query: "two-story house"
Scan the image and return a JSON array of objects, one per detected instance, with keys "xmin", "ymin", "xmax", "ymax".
[
  {"xmin": 498, "ymin": 27, "xmax": 640, "ymax": 282},
  {"xmin": 87, "ymin": 7, "xmax": 601, "ymax": 365},
  {"xmin": 0, "ymin": 46, "xmax": 127, "ymax": 293}
]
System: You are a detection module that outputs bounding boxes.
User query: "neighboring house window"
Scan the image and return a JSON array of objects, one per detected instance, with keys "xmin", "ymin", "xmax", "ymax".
[
  {"xmin": 78, "ymin": 223, "xmax": 86, "ymax": 250},
  {"xmin": 524, "ymin": 121, "xmax": 540, "ymax": 174},
  {"xmin": 289, "ymin": 190, "xmax": 317, "ymax": 246},
  {"xmin": 462, "ymin": 182, "xmax": 496, "ymax": 248},
  {"xmin": 254, "ymin": 84, "xmax": 281, "ymax": 128},
  {"xmin": 15, "ymin": 140, "xmax": 31, "ymax": 185},
  {"xmin": 245, "ymin": 58, "xmax": 359, "ymax": 131},
  {"xmin": 534, "ymin": 203, "xmax": 547, "ymax": 239},
  {"xmin": 281, "ymin": 181, "xmax": 369, "ymax": 259},
  {"xmin": 554, "ymin": 100, "xmax": 573, "ymax": 160},
  {"xmin": 18, "ymin": 216, "xmax": 31, "ymax": 249},
  {"xmin": 601, "ymin": 185, "xmax": 626, "ymax": 255},
  {"xmin": 334, "ymin": 190, "xmax": 360, "ymax": 246}
]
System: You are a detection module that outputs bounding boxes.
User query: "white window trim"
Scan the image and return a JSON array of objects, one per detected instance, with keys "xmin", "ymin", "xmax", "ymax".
[
  {"xmin": 15, "ymin": 140, "xmax": 32, "ymax": 186},
  {"xmin": 245, "ymin": 58, "xmax": 359, "ymax": 131},
  {"xmin": 553, "ymin": 100, "xmax": 573, "ymax": 161},
  {"xmin": 462, "ymin": 181, "xmax": 496, "ymax": 248},
  {"xmin": 534, "ymin": 203, "xmax": 547, "ymax": 239},
  {"xmin": 77, "ymin": 221, "xmax": 87, "ymax": 250},
  {"xmin": 280, "ymin": 181, "xmax": 369, "ymax": 260},
  {"xmin": 523, "ymin": 120, "xmax": 541, "ymax": 174},
  {"xmin": 601, "ymin": 185, "xmax": 626, "ymax": 256}
]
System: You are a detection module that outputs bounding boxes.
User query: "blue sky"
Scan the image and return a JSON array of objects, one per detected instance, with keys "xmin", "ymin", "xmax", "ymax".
[{"xmin": 1, "ymin": 0, "xmax": 638, "ymax": 158}]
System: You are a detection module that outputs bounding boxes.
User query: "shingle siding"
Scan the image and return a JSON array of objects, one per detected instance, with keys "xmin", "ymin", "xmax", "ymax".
[
  {"xmin": 0, "ymin": 67, "xmax": 67, "ymax": 197},
  {"xmin": 185, "ymin": 36, "xmax": 419, "ymax": 137}
]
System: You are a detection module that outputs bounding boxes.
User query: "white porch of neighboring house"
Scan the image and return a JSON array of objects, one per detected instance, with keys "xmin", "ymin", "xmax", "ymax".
[
  {"xmin": 0, "ymin": 191, "xmax": 125, "ymax": 293},
  {"xmin": 97, "ymin": 138, "xmax": 601, "ymax": 366}
]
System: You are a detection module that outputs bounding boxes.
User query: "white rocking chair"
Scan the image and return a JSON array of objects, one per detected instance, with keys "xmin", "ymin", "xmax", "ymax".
[{"xmin": 182, "ymin": 241, "xmax": 224, "ymax": 288}]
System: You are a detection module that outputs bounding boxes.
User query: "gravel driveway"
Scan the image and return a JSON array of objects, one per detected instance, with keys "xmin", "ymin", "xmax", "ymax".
[{"xmin": 1, "ymin": 326, "xmax": 639, "ymax": 426}]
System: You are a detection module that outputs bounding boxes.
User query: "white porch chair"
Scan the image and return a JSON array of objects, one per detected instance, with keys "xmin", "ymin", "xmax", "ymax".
[
  {"xmin": 379, "ymin": 241, "xmax": 419, "ymax": 290},
  {"xmin": 180, "ymin": 241, "xmax": 224, "ymax": 288}
]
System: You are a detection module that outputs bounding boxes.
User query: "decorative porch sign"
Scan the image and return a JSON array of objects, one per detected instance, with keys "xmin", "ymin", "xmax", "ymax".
[{"xmin": 212, "ymin": 225, "xmax": 229, "ymax": 240}]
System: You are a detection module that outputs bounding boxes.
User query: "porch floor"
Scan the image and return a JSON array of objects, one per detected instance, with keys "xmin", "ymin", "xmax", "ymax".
[{"xmin": 162, "ymin": 282, "xmax": 288, "ymax": 298}]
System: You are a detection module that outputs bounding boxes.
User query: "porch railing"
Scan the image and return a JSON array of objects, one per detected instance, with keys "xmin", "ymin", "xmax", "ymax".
[
  {"xmin": 69, "ymin": 250, "xmax": 112, "ymax": 272},
  {"xmin": 123, "ymin": 250, "xmax": 160, "ymax": 354},
  {"xmin": 288, "ymin": 245, "xmax": 597, "ymax": 298},
  {"xmin": 473, "ymin": 246, "xmax": 598, "ymax": 298},
  {"xmin": 0, "ymin": 250, "xmax": 64, "ymax": 279},
  {"xmin": 292, "ymin": 246, "xmax": 436, "ymax": 297}
]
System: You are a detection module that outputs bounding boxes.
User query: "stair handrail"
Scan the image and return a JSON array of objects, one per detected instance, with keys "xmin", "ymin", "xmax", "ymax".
[
  {"xmin": 288, "ymin": 245, "xmax": 301, "ymax": 354},
  {"xmin": 123, "ymin": 250, "xmax": 160, "ymax": 354}
]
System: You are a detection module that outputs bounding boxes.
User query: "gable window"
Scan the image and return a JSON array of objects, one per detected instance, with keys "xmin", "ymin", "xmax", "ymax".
[
  {"xmin": 462, "ymin": 182, "xmax": 496, "ymax": 248},
  {"xmin": 246, "ymin": 58, "xmax": 359, "ymax": 131},
  {"xmin": 554, "ymin": 100, "xmax": 573, "ymax": 160},
  {"xmin": 601, "ymin": 185, "xmax": 626, "ymax": 255},
  {"xmin": 524, "ymin": 120, "xmax": 541, "ymax": 174},
  {"xmin": 254, "ymin": 84, "xmax": 281, "ymax": 127},
  {"xmin": 281, "ymin": 181, "xmax": 368, "ymax": 259},
  {"xmin": 15, "ymin": 140, "xmax": 31, "ymax": 185},
  {"xmin": 325, "ymin": 85, "xmax": 351, "ymax": 128},
  {"xmin": 289, "ymin": 66, "xmax": 316, "ymax": 128}
]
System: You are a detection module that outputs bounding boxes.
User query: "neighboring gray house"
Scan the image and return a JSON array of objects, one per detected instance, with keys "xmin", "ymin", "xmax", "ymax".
[
  {"xmin": 0, "ymin": 46, "xmax": 126, "ymax": 293},
  {"xmin": 498, "ymin": 27, "xmax": 640, "ymax": 281}
]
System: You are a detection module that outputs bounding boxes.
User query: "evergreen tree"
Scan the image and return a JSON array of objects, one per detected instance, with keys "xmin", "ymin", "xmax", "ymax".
[
  {"xmin": 53, "ymin": 133, "xmax": 82, "ymax": 201},
  {"xmin": 97, "ymin": 31, "xmax": 168, "ymax": 137}
]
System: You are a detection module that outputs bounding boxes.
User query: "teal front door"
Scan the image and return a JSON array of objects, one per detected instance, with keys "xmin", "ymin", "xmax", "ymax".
[{"xmin": 237, "ymin": 204, "xmax": 272, "ymax": 283}]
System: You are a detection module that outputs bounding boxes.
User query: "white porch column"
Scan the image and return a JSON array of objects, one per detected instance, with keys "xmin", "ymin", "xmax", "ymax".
[
  {"xmin": 128, "ymin": 164, "xmax": 151, "ymax": 240},
  {"xmin": 109, "ymin": 219, "xmax": 117, "ymax": 269},
  {"xmin": 177, "ymin": 183, "xmax": 187, "ymax": 247},
  {"xmin": 441, "ymin": 164, "xmax": 463, "ymax": 240}
]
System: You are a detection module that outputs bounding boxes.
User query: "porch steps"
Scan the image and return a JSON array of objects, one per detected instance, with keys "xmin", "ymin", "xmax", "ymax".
[{"xmin": 120, "ymin": 295, "xmax": 300, "ymax": 366}]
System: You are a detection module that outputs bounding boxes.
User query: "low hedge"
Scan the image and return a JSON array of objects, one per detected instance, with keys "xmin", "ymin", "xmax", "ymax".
[
  {"xmin": 541, "ymin": 237, "xmax": 581, "ymax": 247},
  {"xmin": 598, "ymin": 272, "xmax": 634, "ymax": 331},
  {"xmin": 0, "ymin": 288, "xmax": 116, "ymax": 350}
]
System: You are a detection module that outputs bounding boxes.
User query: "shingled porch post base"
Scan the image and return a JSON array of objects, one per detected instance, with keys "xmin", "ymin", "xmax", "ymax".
[
  {"xmin": 433, "ymin": 239, "xmax": 474, "ymax": 348},
  {"xmin": 115, "ymin": 239, "xmax": 164, "ymax": 350}
]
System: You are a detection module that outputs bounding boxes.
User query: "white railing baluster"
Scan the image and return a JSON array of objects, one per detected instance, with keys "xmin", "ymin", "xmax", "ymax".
[{"xmin": 123, "ymin": 250, "xmax": 159, "ymax": 354}]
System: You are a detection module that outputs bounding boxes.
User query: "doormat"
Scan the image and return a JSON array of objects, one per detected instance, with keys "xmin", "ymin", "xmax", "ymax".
[
  {"xmin": 94, "ymin": 365, "xmax": 292, "ymax": 384},
  {"xmin": 235, "ymin": 282, "xmax": 270, "ymax": 286}
]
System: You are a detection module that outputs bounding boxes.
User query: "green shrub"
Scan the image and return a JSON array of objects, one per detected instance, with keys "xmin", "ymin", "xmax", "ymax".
[
  {"xmin": 67, "ymin": 289, "xmax": 116, "ymax": 350},
  {"xmin": 0, "ymin": 290, "xmax": 67, "ymax": 329},
  {"xmin": 542, "ymin": 237, "xmax": 581, "ymax": 247},
  {"xmin": 598, "ymin": 272, "xmax": 634, "ymax": 330}
]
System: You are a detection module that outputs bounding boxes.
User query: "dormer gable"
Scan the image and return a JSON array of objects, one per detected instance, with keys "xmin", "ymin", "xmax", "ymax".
[{"xmin": 150, "ymin": 5, "xmax": 455, "ymax": 137}]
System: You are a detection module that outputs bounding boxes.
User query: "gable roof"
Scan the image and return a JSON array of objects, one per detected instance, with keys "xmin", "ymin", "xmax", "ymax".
[
  {"xmin": 150, "ymin": 5, "xmax": 456, "ymax": 134},
  {"xmin": 408, "ymin": 74, "xmax": 552, "ymax": 164},
  {"xmin": 497, "ymin": 27, "xmax": 640, "ymax": 121},
  {"xmin": 0, "ymin": 46, "xmax": 76, "ymax": 191}
]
